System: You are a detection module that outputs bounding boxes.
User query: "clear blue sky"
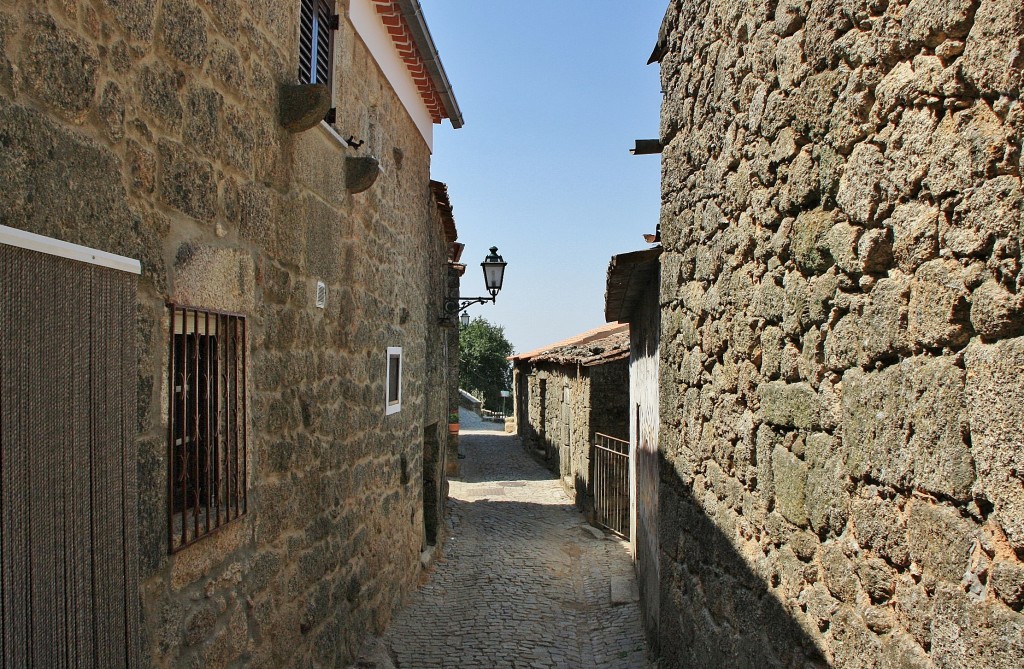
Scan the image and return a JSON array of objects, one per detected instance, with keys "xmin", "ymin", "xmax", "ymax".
[{"xmin": 421, "ymin": 1, "xmax": 667, "ymax": 354}]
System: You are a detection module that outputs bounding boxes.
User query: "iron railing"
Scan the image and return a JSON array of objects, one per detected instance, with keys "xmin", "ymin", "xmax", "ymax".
[{"xmin": 593, "ymin": 433, "xmax": 630, "ymax": 538}]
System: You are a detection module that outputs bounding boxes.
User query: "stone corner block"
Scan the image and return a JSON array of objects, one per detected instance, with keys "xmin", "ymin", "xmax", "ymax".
[
  {"xmin": 964, "ymin": 337, "xmax": 1024, "ymax": 552},
  {"xmin": 773, "ymin": 444, "xmax": 809, "ymax": 527}
]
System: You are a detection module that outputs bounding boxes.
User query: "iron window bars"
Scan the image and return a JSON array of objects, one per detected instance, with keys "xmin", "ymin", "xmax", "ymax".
[
  {"xmin": 167, "ymin": 304, "xmax": 248, "ymax": 553},
  {"xmin": 298, "ymin": 0, "xmax": 339, "ymax": 123}
]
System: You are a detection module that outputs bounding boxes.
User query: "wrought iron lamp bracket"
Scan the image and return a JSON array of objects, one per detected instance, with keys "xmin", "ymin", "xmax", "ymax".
[{"xmin": 444, "ymin": 296, "xmax": 495, "ymax": 316}]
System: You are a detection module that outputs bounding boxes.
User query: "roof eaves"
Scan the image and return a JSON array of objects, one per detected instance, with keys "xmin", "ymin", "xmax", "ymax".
[
  {"xmin": 538, "ymin": 330, "xmax": 631, "ymax": 365},
  {"xmin": 604, "ymin": 246, "xmax": 661, "ymax": 323},
  {"xmin": 510, "ymin": 323, "xmax": 629, "ymax": 362},
  {"xmin": 531, "ymin": 339, "xmax": 630, "ymax": 367},
  {"xmin": 581, "ymin": 347, "xmax": 631, "ymax": 367},
  {"xmin": 647, "ymin": 11, "xmax": 670, "ymax": 64},
  {"xmin": 393, "ymin": 0, "xmax": 464, "ymax": 128}
]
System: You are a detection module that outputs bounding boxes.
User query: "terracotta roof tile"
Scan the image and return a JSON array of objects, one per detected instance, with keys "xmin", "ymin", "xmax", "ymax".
[{"xmin": 371, "ymin": 0, "xmax": 454, "ymax": 125}]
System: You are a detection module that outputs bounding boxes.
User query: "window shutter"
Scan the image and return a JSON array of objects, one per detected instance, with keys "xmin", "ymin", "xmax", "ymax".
[
  {"xmin": 314, "ymin": 0, "xmax": 332, "ymax": 86},
  {"xmin": 298, "ymin": 0, "xmax": 315, "ymax": 84}
]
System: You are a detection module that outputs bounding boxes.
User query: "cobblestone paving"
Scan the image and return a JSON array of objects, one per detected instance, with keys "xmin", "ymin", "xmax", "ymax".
[{"xmin": 384, "ymin": 424, "xmax": 651, "ymax": 669}]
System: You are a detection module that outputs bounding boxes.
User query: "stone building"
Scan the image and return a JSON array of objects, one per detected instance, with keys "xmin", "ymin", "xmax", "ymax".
[
  {"xmin": 0, "ymin": 0, "xmax": 464, "ymax": 667},
  {"xmin": 438, "ymin": 193, "xmax": 467, "ymax": 479},
  {"xmin": 604, "ymin": 246, "xmax": 662, "ymax": 649},
  {"xmin": 651, "ymin": 0, "xmax": 1024, "ymax": 667},
  {"xmin": 511, "ymin": 323, "xmax": 630, "ymax": 509}
]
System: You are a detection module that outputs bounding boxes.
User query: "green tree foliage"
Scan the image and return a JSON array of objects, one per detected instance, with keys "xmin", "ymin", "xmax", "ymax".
[{"xmin": 459, "ymin": 317, "xmax": 514, "ymax": 411}]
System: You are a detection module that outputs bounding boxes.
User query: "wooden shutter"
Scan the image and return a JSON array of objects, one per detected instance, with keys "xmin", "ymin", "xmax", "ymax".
[
  {"xmin": 314, "ymin": 0, "xmax": 332, "ymax": 86},
  {"xmin": 298, "ymin": 0, "xmax": 335, "ymax": 87},
  {"xmin": 298, "ymin": 0, "xmax": 316, "ymax": 84}
]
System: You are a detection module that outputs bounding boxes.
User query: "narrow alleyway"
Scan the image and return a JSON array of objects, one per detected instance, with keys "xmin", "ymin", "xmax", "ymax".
[{"xmin": 383, "ymin": 414, "xmax": 651, "ymax": 669}]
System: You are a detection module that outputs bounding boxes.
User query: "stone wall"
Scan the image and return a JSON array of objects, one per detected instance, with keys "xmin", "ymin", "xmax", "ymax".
[
  {"xmin": 520, "ymin": 365, "xmax": 589, "ymax": 497},
  {"xmin": 657, "ymin": 0, "xmax": 1024, "ymax": 667},
  {"xmin": 512, "ymin": 364, "xmax": 528, "ymax": 439},
  {"xmin": 516, "ymin": 360, "xmax": 630, "ymax": 508},
  {"xmin": 518, "ymin": 368, "xmax": 542, "ymax": 450},
  {"xmin": 423, "ymin": 199, "xmax": 458, "ymax": 546},
  {"xmin": 590, "ymin": 362, "xmax": 631, "ymax": 442},
  {"xmin": 0, "ymin": 0, "xmax": 455, "ymax": 666},
  {"xmin": 445, "ymin": 268, "xmax": 462, "ymax": 476}
]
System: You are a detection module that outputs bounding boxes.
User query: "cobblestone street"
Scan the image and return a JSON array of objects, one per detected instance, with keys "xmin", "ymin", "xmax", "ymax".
[{"xmin": 383, "ymin": 415, "xmax": 651, "ymax": 669}]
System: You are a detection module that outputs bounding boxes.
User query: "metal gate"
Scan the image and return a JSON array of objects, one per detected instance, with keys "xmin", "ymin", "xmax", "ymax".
[{"xmin": 592, "ymin": 433, "xmax": 630, "ymax": 537}]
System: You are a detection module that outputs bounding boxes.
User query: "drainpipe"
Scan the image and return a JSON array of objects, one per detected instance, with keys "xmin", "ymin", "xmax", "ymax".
[{"xmin": 395, "ymin": 0, "xmax": 465, "ymax": 128}]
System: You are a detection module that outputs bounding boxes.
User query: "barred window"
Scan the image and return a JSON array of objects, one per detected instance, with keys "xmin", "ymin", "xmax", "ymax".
[
  {"xmin": 299, "ymin": 0, "xmax": 338, "ymax": 123},
  {"xmin": 168, "ymin": 305, "xmax": 247, "ymax": 552}
]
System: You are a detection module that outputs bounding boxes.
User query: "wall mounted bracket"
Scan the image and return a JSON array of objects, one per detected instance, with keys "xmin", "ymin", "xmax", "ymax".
[{"xmin": 444, "ymin": 296, "xmax": 494, "ymax": 316}]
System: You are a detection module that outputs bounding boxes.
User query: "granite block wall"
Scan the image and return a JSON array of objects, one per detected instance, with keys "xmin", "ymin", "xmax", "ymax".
[
  {"xmin": 517, "ymin": 361, "xmax": 629, "ymax": 509},
  {"xmin": 521, "ymin": 367, "xmax": 590, "ymax": 494},
  {"xmin": 590, "ymin": 361, "xmax": 631, "ymax": 443},
  {"xmin": 0, "ymin": 0, "xmax": 454, "ymax": 666},
  {"xmin": 656, "ymin": 0, "xmax": 1024, "ymax": 666}
]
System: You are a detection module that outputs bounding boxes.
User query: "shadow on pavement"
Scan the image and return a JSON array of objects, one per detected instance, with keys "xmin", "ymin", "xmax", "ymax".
[{"xmin": 448, "ymin": 425, "xmax": 830, "ymax": 667}]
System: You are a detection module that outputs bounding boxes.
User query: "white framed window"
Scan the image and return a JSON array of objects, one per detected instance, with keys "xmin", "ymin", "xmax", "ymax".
[
  {"xmin": 298, "ymin": 0, "xmax": 338, "ymax": 122},
  {"xmin": 386, "ymin": 347, "xmax": 403, "ymax": 415}
]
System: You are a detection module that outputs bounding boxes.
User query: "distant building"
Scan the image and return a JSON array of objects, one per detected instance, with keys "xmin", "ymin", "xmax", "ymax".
[
  {"xmin": 510, "ymin": 324, "xmax": 630, "ymax": 512},
  {"xmin": 458, "ymin": 388, "xmax": 484, "ymax": 414}
]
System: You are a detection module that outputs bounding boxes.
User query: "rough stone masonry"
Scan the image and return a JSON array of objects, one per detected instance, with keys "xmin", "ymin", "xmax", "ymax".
[
  {"xmin": 656, "ymin": 0, "xmax": 1024, "ymax": 667},
  {"xmin": 0, "ymin": 0, "xmax": 457, "ymax": 667}
]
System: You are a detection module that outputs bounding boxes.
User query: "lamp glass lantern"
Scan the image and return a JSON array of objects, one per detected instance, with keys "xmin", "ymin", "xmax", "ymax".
[
  {"xmin": 481, "ymin": 246, "xmax": 506, "ymax": 298},
  {"xmin": 460, "ymin": 311, "xmax": 470, "ymax": 327}
]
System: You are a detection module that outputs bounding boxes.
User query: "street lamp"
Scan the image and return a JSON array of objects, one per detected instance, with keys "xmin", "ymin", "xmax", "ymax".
[
  {"xmin": 481, "ymin": 246, "xmax": 507, "ymax": 297},
  {"xmin": 460, "ymin": 311, "xmax": 470, "ymax": 327},
  {"xmin": 443, "ymin": 246, "xmax": 507, "ymax": 320}
]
